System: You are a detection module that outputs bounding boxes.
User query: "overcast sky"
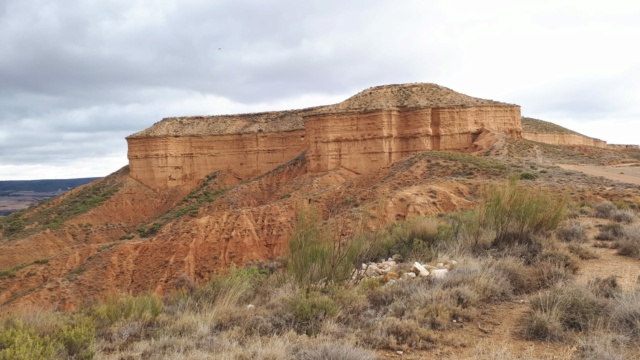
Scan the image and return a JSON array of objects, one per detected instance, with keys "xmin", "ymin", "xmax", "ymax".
[{"xmin": 1, "ymin": 0, "xmax": 639, "ymax": 180}]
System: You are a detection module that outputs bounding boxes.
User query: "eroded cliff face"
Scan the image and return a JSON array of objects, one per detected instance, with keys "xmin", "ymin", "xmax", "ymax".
[
  {"xmin": 522, "ymin": 133, "xmax": 607, "ymax": 148},
  {"xmin": 127, "ymin": 83, "xmax": 522, "ymax": 190},
  {"xmin": 306, "ymin": 106, "xmax": 521, "ymax": 173},
  {"xmin": 128, "ymin": 130, "xmax": 306, "ymax": 189},
  {"xmin": 521, "ymin": 117, "xmax": 608, "ymax": 149}
]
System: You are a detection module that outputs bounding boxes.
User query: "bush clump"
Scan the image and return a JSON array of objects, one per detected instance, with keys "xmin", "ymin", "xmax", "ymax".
[
  {"xmin": 596, "ymin": 223, "xmax": 625, "ymax": 241},
  {"xmin": 0, "ymin": 322, "xmax": 59, "ymax": 360},
  {"xmin": 612, "ymin": 210, "xmax": 636, "ymax": 224},
  {"xmin": 556, "ymin": 221, "xmax": 587, "ymax": 243},
  {"xmin": 480, "ymin": 177, "xmax": 567, "ymax": 247},
  {"xmin": 93, "ymin": 293, "xmax": 163, "ymax": 325},
  {"xmin": 595, "ymin": 201, "xmax": 618, "ymax": 219},
  {"xmin": 615, "ymin": 224, "xmax": 640, "ymax": 259}
]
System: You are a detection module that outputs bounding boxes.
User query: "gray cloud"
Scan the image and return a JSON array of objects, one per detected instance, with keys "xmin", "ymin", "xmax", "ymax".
[{"xmin": 1, "ymin": 0, "xmax": 639, "ymax": 179}]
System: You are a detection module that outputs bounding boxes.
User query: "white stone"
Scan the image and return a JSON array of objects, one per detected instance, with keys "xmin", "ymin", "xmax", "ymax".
[
  {"xmin": 246, "ymin": 304, "xmax": 255, "ymax": 310},
  {"xmin": 412, "ymin": 262, "xmax": 430, "ymax": 277},
  {"xmin": 385, "ymin": 279, "xmax": 396, "ymax": 286},
  {"xmin": 431, "ymin": 268, "xmax": 448, "ymax": 278},
  {"xmin": 437, "ymin": 262, "xmax": 444, "ymax": 268},
  {"xmin": 406, "ymin": 272, "xmax": 416, "ymax": 278}
]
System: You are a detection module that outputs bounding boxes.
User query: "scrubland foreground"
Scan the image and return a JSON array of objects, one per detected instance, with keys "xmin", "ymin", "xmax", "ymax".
[{"xmin": 1, "ymin": 178, "xmax": 640, "ymax": 359}]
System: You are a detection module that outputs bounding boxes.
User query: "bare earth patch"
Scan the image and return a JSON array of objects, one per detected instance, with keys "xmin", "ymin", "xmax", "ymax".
[{"xmin": 557, "ymin": 163, "xmax": 640, "ymax": 186}]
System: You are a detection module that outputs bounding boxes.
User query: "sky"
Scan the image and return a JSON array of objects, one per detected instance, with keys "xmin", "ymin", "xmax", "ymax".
[{"xmin": 1, "ymin": 0, "xmax": 639, "ymax": 180}]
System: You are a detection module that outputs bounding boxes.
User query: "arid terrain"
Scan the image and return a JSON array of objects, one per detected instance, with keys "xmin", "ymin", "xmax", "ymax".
[{"xmin": 1, "ymin": 83, "xmax": 639, "ymax": 359}]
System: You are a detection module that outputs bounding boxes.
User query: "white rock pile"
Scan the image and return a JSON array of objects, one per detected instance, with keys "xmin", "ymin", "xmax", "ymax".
[{"xmin": 353, "ymin": 256, "xmax": 457, "ymax": 285}]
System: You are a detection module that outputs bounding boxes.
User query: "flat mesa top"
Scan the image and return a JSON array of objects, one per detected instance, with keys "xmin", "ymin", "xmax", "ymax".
[
  {"xmin": 522, "ymin": 117, "xmax": 602, "ymax": 140},
  {"xmin": 127, "ymin": 83, "xmax": 517, "ymax": 138}
]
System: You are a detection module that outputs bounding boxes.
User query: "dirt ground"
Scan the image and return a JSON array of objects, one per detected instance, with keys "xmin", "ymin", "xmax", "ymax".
[{"xmin": 557, "ymin": 163, "xmax": 640, "ymax": 186}]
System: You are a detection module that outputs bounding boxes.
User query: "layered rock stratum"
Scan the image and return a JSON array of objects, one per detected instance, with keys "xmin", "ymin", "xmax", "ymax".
[
  {"xmin": 522, "ymin": 117, "xmax": 607, "ymax": 148},
  {"xmin": 127, "ymin": 83, "xmax": 522, "ymax": 189}
]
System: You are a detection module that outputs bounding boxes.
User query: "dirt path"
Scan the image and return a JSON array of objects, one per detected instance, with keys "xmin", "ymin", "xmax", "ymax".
[
  {"xmin": 557, "ymin": 163, "xmax": 640, "ymax": 186},
  {"xmin": 574, "ymin": 218, "xmax": 640, "ymax": 289}
]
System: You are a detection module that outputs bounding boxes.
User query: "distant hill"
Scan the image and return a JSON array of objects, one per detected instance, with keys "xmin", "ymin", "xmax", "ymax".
[{"xmin": 0, "ymin": 178, "xmax": 99, "ymax": 196}]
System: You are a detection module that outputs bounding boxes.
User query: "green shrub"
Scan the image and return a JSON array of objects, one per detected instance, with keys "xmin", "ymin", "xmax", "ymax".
[
  {"xmin": 93, "ymin": 293, "xmax": 163, "ymax": 325},
  {"xmin": 519, "ymin": 172, "xmax": 538, "ymax": 180},
  {"xmin": 480, "ymin": 177, "xmax": 567, "ymax": 247},
  {"xmin": 376, "ymin": 217, "xmax": 451, "ymax": 262},
  {"xmin": 287, "ymin": 208, "xmax": 368, "ymax": 290},
  {"xmin": 59, "ymin": 315, "xmax": 95, "ymax": 359},
  {"xmin": 195, "ymin": 266, "xmax": 267, "ymax": 308},
  {"xmin": 0, "ymin": 322, "xmax": 59, "ymax": 360},
  {"xmin": 3, "ymin": 219, "xmax": 25, "ymax": 236},
  {"xmin": 287, "ymin": 291, "xmax": 338, "ymax": 336}
]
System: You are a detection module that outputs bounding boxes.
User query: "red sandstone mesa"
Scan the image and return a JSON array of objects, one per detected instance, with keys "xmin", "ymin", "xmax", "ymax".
[{"xmin": 127, "ymin": 83, "xmax": 522, "ymax": 190}]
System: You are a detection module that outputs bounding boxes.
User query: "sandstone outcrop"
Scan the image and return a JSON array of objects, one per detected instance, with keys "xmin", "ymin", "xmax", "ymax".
[
  {"xmin": 127, "ymin": 83, "xmax": 522, "ymax": 189},
  {"xmin": 608, "ymin": 144, "xmax": 640, "ymax": 151},
  {"xmin": 522, "ymin": 117, "xmax": 607, "ymax": 148}
]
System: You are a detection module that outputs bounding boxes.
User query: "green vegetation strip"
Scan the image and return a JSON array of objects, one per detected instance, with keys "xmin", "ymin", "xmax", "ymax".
[{"xmin": 136, "ymin": 172, "xmax": 227, "ymax": 237}]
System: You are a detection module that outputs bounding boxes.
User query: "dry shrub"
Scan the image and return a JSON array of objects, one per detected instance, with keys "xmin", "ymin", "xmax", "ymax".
[
  {"xmin": 588, "ymin": 276, "xmax": 620, "ymax": 299},
  {"xmin": 556, "ymin": 221, "xmax": 587, "ymax": 243},
  {"xmin": 491, "ymin": 257, "xmax": 536, "ymax": 295},
  {"xmin": 595, "ymin": 201, "xmax": 617, "ymax": 219},
  {"xmin": 298, "ymin": 342, "xmax": 376, "ymax": 360},
  {"xmin": 520, "ymin": 310, "xmax": 565, "ymax": 341},
  {"xmin": 361, "ymin": 317, "xmax": 435, "ymax": 350},
  {"xmin": 574, "ymin": 333, "xmax": 628, "ymax": 360},
  {"xmin": 537, "ymin": 250, "xmax": 579, "ymax": 274},
  {"xmin": 528, "ymin": 263, "xmax": 573, "ymax": 290},
  {"xmin": 438, "ymin": 262, "xmax": 513, "ymax": 302},
  {"xmin": 523, "ymin": 286, "xmax": 608, "ymax": 341},
  {"xmin": 612, "ymin": 210, "xmax": 636, "ymax": 224},
  {"xmin": 596, "ymin": 223, "xmax": 625, "ymax": 241},
  {"xmin": 567, "ymin": 243, "xmax": 599, "ymax": 260},
  {"xmin": 285, "ymin": 291, "xmax": 339, "ymax": 336},
  {"xmin": 609, "ymin": 291, "xmax": 640, "ymax": 341},
  {"xmin": 616, "ymin": 224, "xmax": 640, "ymax": 259}
]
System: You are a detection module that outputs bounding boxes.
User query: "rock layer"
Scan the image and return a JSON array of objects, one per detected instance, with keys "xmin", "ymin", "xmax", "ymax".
[
  {"xmin": 127, "ymin": 83, "xmax": 522, "ymax": 189},
  {"xmin": 522, "ymin": 117, "xmax": 607, "ymax": 148}
]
